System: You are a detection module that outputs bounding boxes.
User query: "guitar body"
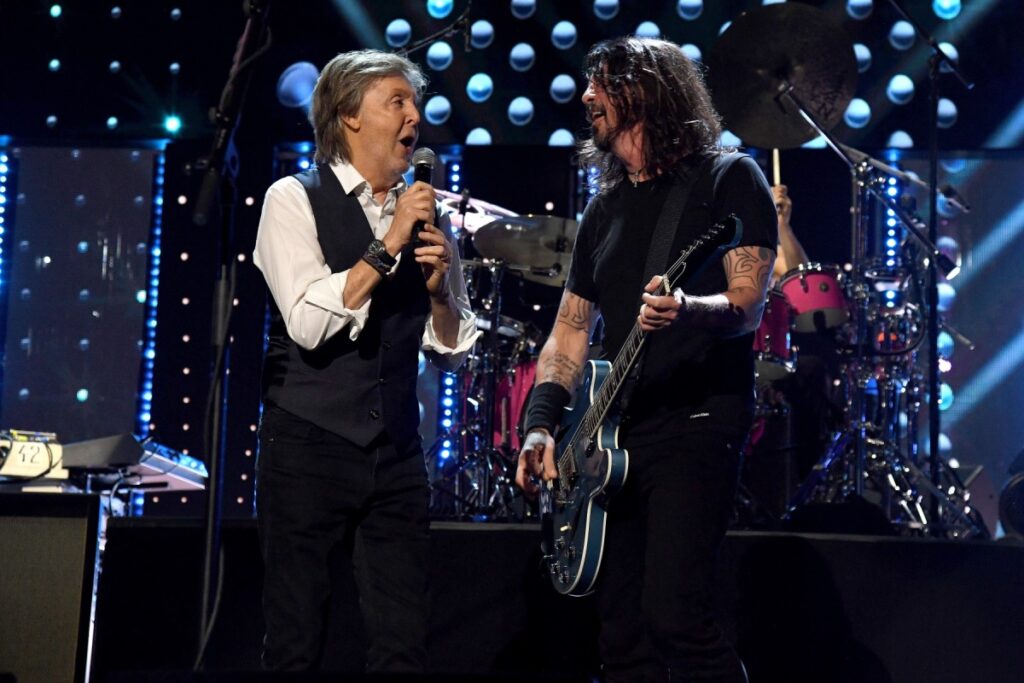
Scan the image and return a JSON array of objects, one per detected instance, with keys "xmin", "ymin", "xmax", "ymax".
[{"xmin": 543, "ymin": 359, "xmax": 629, "ymax": 597}]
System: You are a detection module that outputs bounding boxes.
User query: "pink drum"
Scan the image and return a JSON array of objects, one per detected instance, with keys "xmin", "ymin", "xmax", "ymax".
[
  {"xmin": 753, "ymin": 289, "xmax": 794, "ymax": 383},
  {"xmin": 778, "ymin": 263, "xmax": 850, "ymax": 333},
  {"xmin": 494, "ymin": 360, "xmax": 536, "ymax": 452}
]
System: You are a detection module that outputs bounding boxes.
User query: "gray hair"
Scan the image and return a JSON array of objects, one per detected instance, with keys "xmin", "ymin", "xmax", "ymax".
[{"xmin": 309, "ymin": 50, "xmax": 427, "ymax": 165}]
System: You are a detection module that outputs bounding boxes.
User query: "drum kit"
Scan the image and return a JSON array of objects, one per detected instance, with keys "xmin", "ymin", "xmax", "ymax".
[
  {"xmin": 426, "ymin": 197, "xmax": 575, "ymax": 520},
  {"xmin": 709, "ymin": 3, "xmax": 983, "ymax": 537}
]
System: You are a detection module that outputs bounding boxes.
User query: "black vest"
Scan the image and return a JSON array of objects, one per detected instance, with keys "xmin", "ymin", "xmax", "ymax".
[{"xmin": 261, "ymin": 165, "xmax": 430, "ymax": 447}]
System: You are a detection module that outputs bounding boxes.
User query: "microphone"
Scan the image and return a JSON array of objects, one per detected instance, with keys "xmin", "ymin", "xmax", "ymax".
[
  {"xmin": 411, "ymin": 147, "xmax": 435, "ymax": 247},
  {"xmin": 939, "ymin": 184, "xmax": 971, "ymax": 213}
]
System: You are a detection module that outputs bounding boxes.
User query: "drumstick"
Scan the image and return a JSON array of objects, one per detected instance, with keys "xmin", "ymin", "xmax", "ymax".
[{"xmin": 771, "ymin": 148, "xmax": 781, "ymax": 186}]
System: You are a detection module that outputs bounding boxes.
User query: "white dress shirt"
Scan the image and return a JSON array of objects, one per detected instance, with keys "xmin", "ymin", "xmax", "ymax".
[{"xmin": 253, "ymin": 160, "xmax": 479, "ymax": 373}]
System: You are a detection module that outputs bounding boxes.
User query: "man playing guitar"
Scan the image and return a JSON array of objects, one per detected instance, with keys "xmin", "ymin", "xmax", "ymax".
[{"xmin": 516, "ymin": 37, "xmax": 777, "ymax": 682}]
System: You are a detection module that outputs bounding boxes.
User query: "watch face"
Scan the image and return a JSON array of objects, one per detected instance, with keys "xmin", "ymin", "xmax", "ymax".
[{"xmin": 368, "ymin": 239, "xmax": 384, "ymax": 256}]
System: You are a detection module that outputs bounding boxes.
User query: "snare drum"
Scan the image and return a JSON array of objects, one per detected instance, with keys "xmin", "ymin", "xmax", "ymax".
[
  {"xmin": 778, "ymin": 263, "xmax": 849, "ymax": 333},
  {"xmin": 753, "ymin": 289, "xmax": 794, "ymax": 383}
]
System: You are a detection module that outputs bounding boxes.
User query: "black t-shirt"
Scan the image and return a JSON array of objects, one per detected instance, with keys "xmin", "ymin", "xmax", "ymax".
[{"xmin": 566, "ymin": 152, "xmax": 777, "ymax": 447}]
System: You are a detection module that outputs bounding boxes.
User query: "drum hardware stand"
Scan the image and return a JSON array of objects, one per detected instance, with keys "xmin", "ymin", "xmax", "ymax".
[{"xmin": 777, "ymin": 83, "xmax": 983, "ymax": 537}]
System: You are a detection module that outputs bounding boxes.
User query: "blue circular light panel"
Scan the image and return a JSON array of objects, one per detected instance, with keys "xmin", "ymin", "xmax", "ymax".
[
  {"xmin": 886, "ymin": 74, "xmax": 915, "ymax": 104},
  {"xmin": 940, "ymin": 157, "xmax": 966, "ymax": 174},
  {"xmin": 681, "ymin": 44, "xmax": 702, "ymax": 62},
  {"xmin": 549, "ymin": 129, "xmax": 574, "ymax": 146},
  {"xmin": 938, "ymin": 383, "xmax": 954, "ymax": 411},
  {"xmin": 427, "ymin": 41, "xmax": 453, "ymax": 70},
  {"xmin": 48, "ymin": 58, "xmax": 60, "ymax": 72},
  {"xmin": 889, "ymin": 21, "xmax": 915, "ymax": 50},
  {"xmin": 511, "ymin": 0, "xmax": 536, "ymax": 19},
  {"xmin": 385, "ymin": 19, "xmax": 412, "ymax": 47},
  {"xmin": 844, "ymin": 98, "xmax": 871, "ymax": 128},
  {"xmin": 509, "ymin": 43, "xmax": 535, "ymax": 72},
  {"xmin": 466, "ymin": 127, "xmax": 492, "ymax": 145},
  {"xmin": 846, "ymin": 0, "xmax": 873, "ymax": 20},
  {"xmin": 508, "ymin": 97, "xmax": 534, "ymax": 126},
  {"xmin": 933, "ymin": 0, "xmax": 960, "ymax": 20},
  {"xmin": 677, "ymin": 0, "xmax": 702, "ymax": 20},
  {"xmin": 938, "ymin": 42, "xmax": 959, "ymax": 73},
  {"xmin": 887, "ymin": 130, "xmax": 913, "ymax": 148},
  {"xmin": 424, "ymin": 96, "xmax": 451, "ymax": 125},
  {"xmin": 550, "ymin": 74, "xmax": 576, "ymax": 103},
  {"xmin": 854, "ymin": 43, "xmax": 871, "ymax": 73},
  {"xmin": 552, "ymin": 21, "xmax": 577, "ymax": 49},
  {"xmin": 594, "ymin": 0, "xmax": 619, "ymax": 20},
  {"xmin": 466, "ymin": 73, "xmax": 494, "ymax": 102},
  {"xmin": 937, "ymin": 282, "xmax": 956, "ymax": 312},
  {"xmin": 937, "ymin": 331, "xmax": 954, "ymax": 358},
  {"xmin": 471, "ymin": 20, "xmax": 495, "ymax": 49},
  {"xmin": 636, "ymin": 21, "xmax": 660, "ymax": 38},
  {"xmin": 276, "ymin": 62, "xmax": 318, "ymax": 109},
  {"xmin": 427, "ymin": 0, "xmax": 453, "ymax": 19},
  {"xmin": 937, "ymin": 98, "xmax": 958, "ymax": 129}
]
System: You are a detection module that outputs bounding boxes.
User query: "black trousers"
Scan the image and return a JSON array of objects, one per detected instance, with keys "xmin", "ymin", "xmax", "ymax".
[
  {"xmin": 255, "ymin": 405, "xmax": 429, "ymax": 672},
  {"xmin": 598, "ymin": 416, "xmax": 750, "ymax": 683}
]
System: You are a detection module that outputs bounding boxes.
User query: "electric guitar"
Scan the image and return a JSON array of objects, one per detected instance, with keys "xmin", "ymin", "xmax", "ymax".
[{"xmin": 539, "ymin": 214, "xmax": 743, "ymax": 596}]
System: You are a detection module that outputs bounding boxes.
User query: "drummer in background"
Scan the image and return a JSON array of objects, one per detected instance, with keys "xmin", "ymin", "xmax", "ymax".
[
  {"xmin": 758, "ymin": 183, "xmax": 840, "ymax": 495},
  {"xmin": 770, "ymin": 183, "xmax": 809, "ymax": 284}
]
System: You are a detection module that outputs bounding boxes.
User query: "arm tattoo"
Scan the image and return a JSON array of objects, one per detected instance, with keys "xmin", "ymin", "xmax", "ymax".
[
  {"xmin": 540, "ymin": 351, "xmax": 582, "ymax": 391},
  {"xmin": 724, "ymin": 246, "xmax": 773, "ymax": 293},
  {"xmin": 556, "ymin": 292, "xmax": 592, "ymax": 331}
]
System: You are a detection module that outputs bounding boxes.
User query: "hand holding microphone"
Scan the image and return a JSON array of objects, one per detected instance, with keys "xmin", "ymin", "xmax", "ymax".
[{"xmin": 411, "ymin": 147, "xmax": 436, "ymax": 248}]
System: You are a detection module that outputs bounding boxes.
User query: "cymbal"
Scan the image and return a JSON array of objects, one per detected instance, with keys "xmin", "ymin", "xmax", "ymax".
[
  {"xmin": 472, "ymin": 215, "xmax": 577, "ymax": 287},
  {"xmin": 707, "ymin": 3, "xmax": 857, "ymax": 150}
]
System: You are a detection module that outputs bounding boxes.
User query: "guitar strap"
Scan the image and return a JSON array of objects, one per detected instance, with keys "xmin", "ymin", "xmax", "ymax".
[{"xmin": 618, "ymin": 153, "xmax": 714, "ymax": 415}]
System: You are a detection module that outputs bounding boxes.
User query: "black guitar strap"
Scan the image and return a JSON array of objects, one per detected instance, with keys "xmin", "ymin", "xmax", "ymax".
[{"xmin": 618, "ymin": 154, "xmax": 713, "ymax": 415}]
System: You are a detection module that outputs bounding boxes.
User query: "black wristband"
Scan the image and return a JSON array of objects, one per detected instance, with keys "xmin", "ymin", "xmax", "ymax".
[{"xmin": 524, "ymin": 382, "xmax": 572, "ymax": 435}]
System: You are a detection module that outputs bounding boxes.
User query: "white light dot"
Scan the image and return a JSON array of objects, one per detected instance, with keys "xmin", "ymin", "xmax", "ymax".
[
  {"xmin": 182, "ymin": 367, "xmax": 191, "ymax": 375},
  {"xmin": 181, "ymin": 297, "xmax": 190, "ymax": 305},
  {"xmin": 232, "ymin": 298, "xmax": 240, "ymax": 306},
  {"xmin": 249, "ymin": 424, "xmax": 257, "ymax": 432},
  {"xmin": 180, "ymin": 496, "xmax": 188, "ymax": 504},
  {"xmin": 182, "ymin": 423, "xmax": 190, "ymax": 431},
  {"xmin": 245, "ymin": 196, "xmax": 255, "ymax": 206},
  {"xmin": 544, "ymin": 201, "xmax": 554, "ymax": 211},
  {"xmin": 152, "ymin": 495, "xmax": 159, "ymax": 503},
  {"xmin": 533, "ymin": 304, "xmax": 542, "ymax": 311},
  {"xmin": 237, "ymin": 253, "xmax": 247, "ymax": 262},
  {"xmin": 241, "ymin": 473, "xmax": 248, "ymax": 481},
  {"xmin": 177, "ymin": 195, "xmax": 187, "ymax": 205},
  {"xmin": 182, "ymin": 334, "xmax": 190, "ymax": 342},
  {"xmin": 180, "ymin": 252, "xmax": 189, "ymax": 262},
  {"xmin": 237, "ymin": 497, "xmax": 244, "ymax": 505},
  {"xmin": 182, "ymin": 396, "xmax": 191, "ymax": 404},
  {"xmin": 182, "ymin": 449, "xmax": 189, "ymax": 455},
  {"xmin": 245, "ymin": 449, "xmax": 253, "ymax": 457}
]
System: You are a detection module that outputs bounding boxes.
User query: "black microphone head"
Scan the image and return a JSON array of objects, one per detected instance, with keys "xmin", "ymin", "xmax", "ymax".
[{"xmin": 411, "ymin": 147, "xmax": 435, "ymax": 184}]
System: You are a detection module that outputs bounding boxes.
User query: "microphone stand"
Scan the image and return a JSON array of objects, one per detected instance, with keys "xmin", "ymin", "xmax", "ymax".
[
  {"xmin": 190, "ymin": 0, "xmax": 272, "ymax": 668},
  {"xmin": 886, "ymin": 0, "xmax": 973, "ymax": 535}
]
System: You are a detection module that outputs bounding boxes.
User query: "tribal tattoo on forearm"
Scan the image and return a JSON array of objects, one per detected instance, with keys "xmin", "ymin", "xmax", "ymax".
[
  {"xmin": 540, "ymin": 352, "xmax": 582, "ymax": 391},
  {"xmin": 724, "ymin": 246, "xmax": 774, "ymax": 293},
  {"xmin": 556, "ymin": 292, "xmax": 592, "ymax": 331}
]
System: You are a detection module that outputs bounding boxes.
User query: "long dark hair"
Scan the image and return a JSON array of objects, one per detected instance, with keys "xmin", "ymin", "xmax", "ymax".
[{"xmin": 578, "ymin": 37, "xmax": 724, "ymax": 193}]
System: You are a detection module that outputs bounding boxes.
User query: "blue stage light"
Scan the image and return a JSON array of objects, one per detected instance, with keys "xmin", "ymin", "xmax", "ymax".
[
  {"xmin": 677, "ymin": 0, "xmax": 702, "ymax": 21},
  {"xmin": 467, "ymin": 73, "xmax": 494, "ymax": 102},
  {"xmin": 509, "ymin": 43, "xmax": 535, "ymax": 72},
  {"xmin": 681, "ymin": 44, "xmax": 702, "ymax": 63},
  {"xmin": 50, "ymin": 5, "xmax": 62, "ymax": 18},
  {"xmin": 107, "ymin": 116, "xmax": 119, "ymax": 130},
  {"xmin": 508, "ymin": 97, "xmax": 534, "ymax": 126},
  {"xmin": 887, "ymin": 130, "xmax": 913, "ymax": 148},
  {"xmin": 549, "ymin": 129, "xmax": 574, "ymax": 146},
  {"xmin": 511, "ymin": 0, "xmax": 536, "ymax": 20},
  {"xmin": 937, "ymin": 98, "xmax": 958, "ymax": 129},
  {"xmin": 471, "ymin": 20, "xmax": 494, "ymax": 49},
  {"xmin": 77, "ymin": 389, "xmax": 89, "ymax": 402},
  {"xmin": 938, "ymin": 42, "xmax": 959, "ymax": 74},
  {"xmin": 466, "ymin": 128, "xmax": 492, "ymax": 145},
  {"xmin": 424, "ymin": 96, "xmax": 451, "ymax": 125},
  {"xmin": 164, "ymin": 115, "xmax": 182, "ymax": 134},
  {"xmin": 636, "ymin": 21, "xmax": 660, "ymax": 38},
  {"xmin": 933, "ymin": 0, "xmax": 961, "ymax": 20},
  {"xmin": 844, "ymin": 98, "xmax": 871, "ymax": 128},
  {"xmin": 889, "ymin": 21, "xmax": 915, "ymax": 50},
  {"xmin": 854, "ymin": 43, "xmax": 871, "ymax": 73},
  {"xmin": 427, "ymin": 41, "xmax": 453, "ymax": 71},
  {"xmin": 550, "ymin": 74, "xmax": 576, "ymax": 104},
  {"xmin": 48, "ymin": 58, "xmax": 60, "ymax": 72},
  {"xmin": 276, "ymin": 62, "xmax": 318, "ymax": 110},
  {"xmin": 385, "ymin": 19, "xmax": 412, "ymax": 47},
  {"xmin": 887, "ymin": 74, "xmax": 915, "ymax": 105},
  {"xmin": 846, "ymin": 0, "xmax": 872, "ymax": 20},
  {"xmin": 594, "ymin": 0, "xmax": 619, "ymax": 20},
  {"xmin": 938, "ymin": 331, "xmax": 954, "ymax": 358},
  {"xmin": 427, "ymin": 0, "xmax": 453, "ymax": 19},
  {"xmin": 552, "ymin": 21, "xmax": 577, "ymax": 49}
]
